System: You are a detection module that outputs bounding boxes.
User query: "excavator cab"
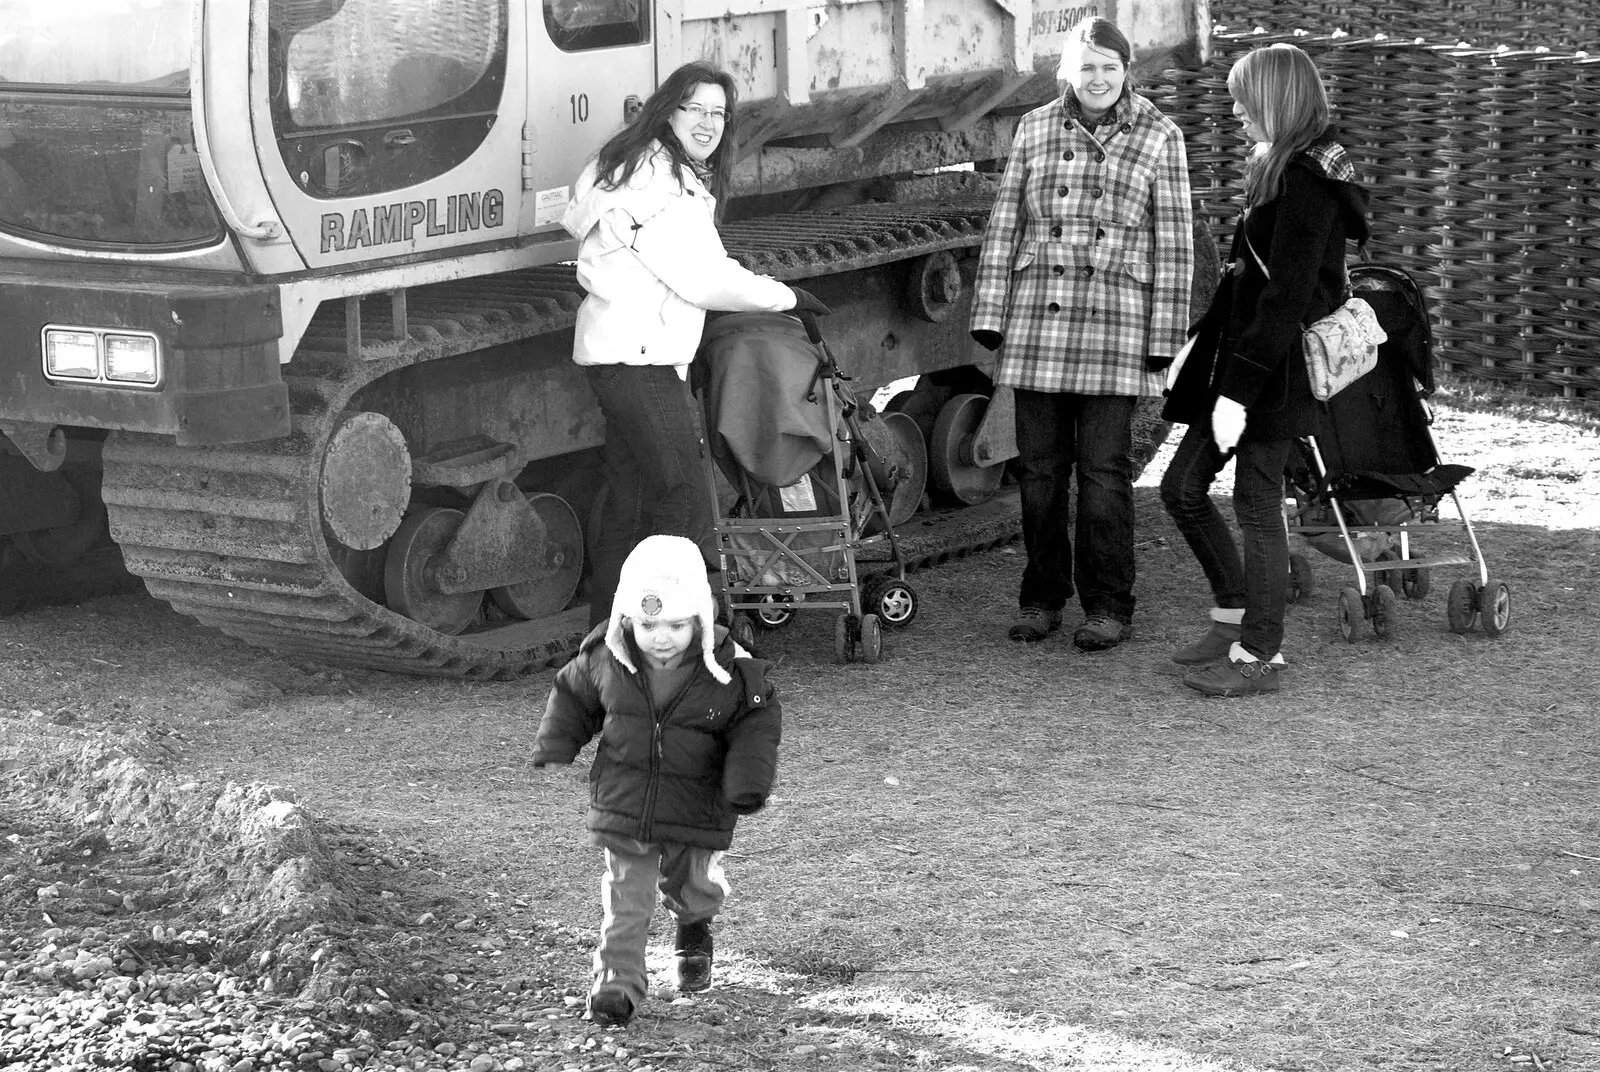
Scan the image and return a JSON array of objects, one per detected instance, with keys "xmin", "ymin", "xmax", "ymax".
[{"xmin": 257, "ymin": 0, "xmax": 655, "ymax": 270}]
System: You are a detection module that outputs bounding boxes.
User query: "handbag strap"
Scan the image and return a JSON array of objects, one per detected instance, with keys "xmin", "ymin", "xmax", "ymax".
[{"xmin": 1243, "ymin": 216, "xmax": 1354, "ymax": 303}]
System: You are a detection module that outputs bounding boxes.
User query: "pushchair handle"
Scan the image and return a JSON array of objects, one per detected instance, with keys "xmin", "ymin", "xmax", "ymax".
[{"xmin": 794, "ymin": 309, "xmax": 826, "ymax": 346}]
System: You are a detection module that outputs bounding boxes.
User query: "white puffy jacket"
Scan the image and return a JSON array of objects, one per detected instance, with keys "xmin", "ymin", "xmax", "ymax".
[{"xmin": 562, "ymin": 142, "xmax": 795, "ymax": 377}]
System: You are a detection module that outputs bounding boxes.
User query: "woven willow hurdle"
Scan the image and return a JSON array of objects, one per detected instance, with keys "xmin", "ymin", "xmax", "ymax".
[{"xmin": 1152, "ymin": 18, "xmax": 1600, "ymax": 399}]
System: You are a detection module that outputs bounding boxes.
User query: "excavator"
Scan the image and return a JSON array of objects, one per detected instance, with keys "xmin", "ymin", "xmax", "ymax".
[{"xmin": 0, "ymin": 0, "xmax": 1210, "ymax": 676}]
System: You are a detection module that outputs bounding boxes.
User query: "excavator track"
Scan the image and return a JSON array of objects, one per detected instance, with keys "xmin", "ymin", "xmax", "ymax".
[{"xmin": 101, "ymin": 201, "xmax": 1014, "ymax": 679}]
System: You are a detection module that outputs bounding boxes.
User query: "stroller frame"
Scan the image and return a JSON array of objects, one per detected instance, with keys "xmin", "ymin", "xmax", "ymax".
[
  {"xmin": 1285, "ymin": 264, "xmax": 1510, "ymax": 642},
  {"xmin": 698, "ymin": 311, "xmax": 917, "ymax": 663}
]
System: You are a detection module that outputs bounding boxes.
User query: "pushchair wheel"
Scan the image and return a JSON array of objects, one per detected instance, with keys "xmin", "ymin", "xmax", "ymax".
[
  {"xmin": 863, "ymin": 576, "xmax": 919, "ymax": 628},
  {"xmin": 730, "ymin": 613, "xmax": 758, "ymax": 654},
  {"xmin": 1478, "ymin": 577, "xmax": 1511, "ymax": 637},
  {"xmin": 1337, "ymin": 586, "xmax": 1365, "ymax": 643},
  {"xmin": 1445, "ymin": 579, "xmax": 1477, "ymax": 634},
  {"xmin": 1371, "ymin": 584, "xmax": 1399, "ymax": 639},
  {"xmin": 1374, "ymin": 550, "xmax": 1402, "ymax": 594},
  {"xmin": 751, "ymin": 594, "xmax": 796, "ymax": 629},
  {"xmin": 834, "ymin": 613, "xmax": 856, "ymax": 663},
  {"xmin": 1401, "ymin": 567, "xmax": 1432, "ymax": 601},
  {"xmin": 858, "ymin": 614, "xmax": 883, "ymax": 663},
  {"xmin": 1287, "ymin": 553, "xmax": 1314, "ymax": 605}
]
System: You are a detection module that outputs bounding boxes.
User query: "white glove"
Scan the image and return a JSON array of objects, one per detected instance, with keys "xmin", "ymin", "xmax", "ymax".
[
  {"xmin": 1212, "ymin": 396, "xmax": 1246, "ymax": 454},
  {"xmin": 1164, "ymin": 335, "xmax": 1196, "ymax": 392}
]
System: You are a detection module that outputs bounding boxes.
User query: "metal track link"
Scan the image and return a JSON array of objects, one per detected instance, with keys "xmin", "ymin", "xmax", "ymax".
[{"xmin": 100, "ymin": 199, "xmax": 1005, "ymax": 678}]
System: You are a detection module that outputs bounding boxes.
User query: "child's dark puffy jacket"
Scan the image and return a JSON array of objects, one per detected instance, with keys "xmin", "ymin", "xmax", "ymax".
[{"xmin": 531, "ymin": 624, "xmax": 781, "ymax": 849}]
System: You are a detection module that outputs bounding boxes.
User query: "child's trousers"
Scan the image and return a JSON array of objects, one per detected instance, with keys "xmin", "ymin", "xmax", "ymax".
[{"xmin": 591, "ymin": 834, "xmax": 729, "ymax": 1006}]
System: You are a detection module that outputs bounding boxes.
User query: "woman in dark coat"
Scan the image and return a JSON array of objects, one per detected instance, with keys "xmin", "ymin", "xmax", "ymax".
[{"xmin": 1159, "ymin": 43, "xmax": 1371, "ymax": 697}]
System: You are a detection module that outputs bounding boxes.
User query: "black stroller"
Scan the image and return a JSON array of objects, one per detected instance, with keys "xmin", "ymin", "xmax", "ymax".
[
  {"xmin": 696, "ymin": 309, "xmax": 924, "ymax": 663},
  {"xmin": 1284, "ymin": 264, "xmax": 1510, "ymax": 641}
]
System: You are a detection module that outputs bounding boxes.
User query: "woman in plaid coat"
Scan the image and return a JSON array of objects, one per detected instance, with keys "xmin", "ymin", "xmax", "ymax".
[{"xmin": 970, "ymin": 16, "xmax": 1193, "ymax": 650}]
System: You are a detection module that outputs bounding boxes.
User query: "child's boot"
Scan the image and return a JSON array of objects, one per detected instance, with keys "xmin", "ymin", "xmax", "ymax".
[
  {"xmin": 674, "ymin": 920, "xmax": 714, "ymax": 992},
  {"xmin": 585, "ymin": 986, "xmax": 635, "ymax": 1026},
  {"xmin": 1171, "ymin": 607, "xmax": 1244, "ymax": 665}
]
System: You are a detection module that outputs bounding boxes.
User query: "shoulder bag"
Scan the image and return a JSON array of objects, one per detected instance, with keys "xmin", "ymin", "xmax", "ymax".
[{"xmin": 1245, "ymin": 232, "xmax": 1386, "ymax": 401}]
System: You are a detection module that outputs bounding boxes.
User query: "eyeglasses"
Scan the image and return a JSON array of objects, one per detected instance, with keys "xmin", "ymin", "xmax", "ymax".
[{"xmin": 678, "ymin": 103, "xmax": 729, "ymax": 125}]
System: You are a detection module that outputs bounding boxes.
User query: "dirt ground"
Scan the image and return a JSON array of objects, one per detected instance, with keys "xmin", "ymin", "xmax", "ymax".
[{"xmin": 2, "ymin": 384, "xmax": 1598, "ymax": 1072}]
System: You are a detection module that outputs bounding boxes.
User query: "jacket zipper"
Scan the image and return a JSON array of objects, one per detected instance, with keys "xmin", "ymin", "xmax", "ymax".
[{"xmin": 638, "ymin": 676, "xmax": 662, "ymax": 842}]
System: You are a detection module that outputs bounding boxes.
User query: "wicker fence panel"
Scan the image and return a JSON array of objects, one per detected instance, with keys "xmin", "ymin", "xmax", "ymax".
[
  {"xmin": 1217, "ymin": 0, "xmax": 1600, "ymax": 50},
  {"xmin": 1162, "ymin": 28, "xmax": 1600, "ymax": 399}
]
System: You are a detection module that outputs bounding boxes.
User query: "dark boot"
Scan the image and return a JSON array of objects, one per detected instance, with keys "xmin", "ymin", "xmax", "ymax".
[
  {"xmin": 585, "ymin": 986, "xmax": 635, "ymax": 1026},
  {"xmin": 1007, "ymin": 606, "xmax": 1062, "ymax": 642},
  {"xmin": 674, "ymin": 920, "xmax": 714, "ymax": 993},
  {"xmin": 1172, "ymin": 615, "xmax": 1244, "ymax": 665}
]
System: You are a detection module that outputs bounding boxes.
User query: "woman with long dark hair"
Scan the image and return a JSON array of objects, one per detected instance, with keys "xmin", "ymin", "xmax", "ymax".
[
  {"xmin": 1160, "ymin": 44, "xmax": 1372, "ymax": 696},
  {"xmin": 562, "ymin": 61, "xmax": 827, "ymax": 627}
]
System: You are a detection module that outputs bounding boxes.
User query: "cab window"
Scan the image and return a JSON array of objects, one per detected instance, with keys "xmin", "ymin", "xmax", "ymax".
[
  {"xmin": 545, "ymin": 0, "xmax": 649, "ymax": 51},
  {"xmin": 0, "ymin": 0, "xmax": 221, "ymax": 250},
  {"xmin": 268, "ymin": 0, "xmax": 508, "ymax": 199}
]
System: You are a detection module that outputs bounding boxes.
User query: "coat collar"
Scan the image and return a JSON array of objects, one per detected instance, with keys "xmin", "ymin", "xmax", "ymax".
[{"xmin": 1060, "ymin": 88, "xmax": 1132, "ymax": 130}]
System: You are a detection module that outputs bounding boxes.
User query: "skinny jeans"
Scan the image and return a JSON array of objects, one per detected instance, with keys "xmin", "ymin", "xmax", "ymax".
[
  {"xmin": 1158, "ymin": 420, "xmax": 1293, "ymax": 659},
  {"xmin": 591, "ymin": 835, "xmax": 729, "ymax": 1007},
  {"xmin": 585, "ymin": 363, "xmax": 713, "ymax": 627},
  {"xmin": 1012, "ymin": 390, "xmax": 1137, "ymax": 623}
]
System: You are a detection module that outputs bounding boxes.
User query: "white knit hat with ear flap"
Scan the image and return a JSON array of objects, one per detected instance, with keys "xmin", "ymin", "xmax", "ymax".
[{"xmin": 604, "ymin": 534, "xmax": 730, "ymax": 684}]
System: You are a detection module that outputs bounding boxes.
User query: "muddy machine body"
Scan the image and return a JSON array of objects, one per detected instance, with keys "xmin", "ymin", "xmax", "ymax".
[{"xmin": 0, "ymin": 0, "xmax": 1209, "ymax": 675}]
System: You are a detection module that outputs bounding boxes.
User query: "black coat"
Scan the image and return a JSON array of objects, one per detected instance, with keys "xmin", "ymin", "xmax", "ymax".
[
  {"xmin": 1163, "ymin": 140, "xmax": 1371, "ymax": 441},
  {"xmin": 532, "ymin": 623, "xmax": 781, "ymax": 850}
]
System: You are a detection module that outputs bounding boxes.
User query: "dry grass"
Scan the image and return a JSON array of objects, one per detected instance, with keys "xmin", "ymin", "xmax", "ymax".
[{"xmin": 2, "ymin": 385, "xmax": 1597, "ymax": 1072}]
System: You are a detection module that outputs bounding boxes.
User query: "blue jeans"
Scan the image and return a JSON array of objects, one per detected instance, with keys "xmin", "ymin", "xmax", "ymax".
[
  {"xmin": 585, "ymin": 364, "xmax": 712, "ymax": 627},
  {"xmin": 1158, "ymin": 421, "xmax": 1292, "ymax": 659},
  {"xmin": 1012, "ymin": 390, "xmax": 1137, "ymax": 623}
]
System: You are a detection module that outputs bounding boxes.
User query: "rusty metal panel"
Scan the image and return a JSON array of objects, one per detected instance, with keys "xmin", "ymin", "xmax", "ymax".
[
  {"xmin": 680, "ymin": 0, "xmax": 1204, "ymax": 103},
  {"xmin": 678, "ymin": 0, "xmax": 1207, "ymax": 161}
]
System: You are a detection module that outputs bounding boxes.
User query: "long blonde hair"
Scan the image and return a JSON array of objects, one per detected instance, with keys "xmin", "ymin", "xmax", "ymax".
[{"xmin": 1228, "ymin": 44, "xmax": 1331, "ymax": 208}]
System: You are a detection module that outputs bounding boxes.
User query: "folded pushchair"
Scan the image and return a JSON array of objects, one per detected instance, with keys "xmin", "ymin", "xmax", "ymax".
[
  {"xmin": 697, "ymin": 309, "xmax": 924, "ymax": 663},
  {"xmin": 1284, "ymin": 264, "xmax": 1510, "ymax": 641}
]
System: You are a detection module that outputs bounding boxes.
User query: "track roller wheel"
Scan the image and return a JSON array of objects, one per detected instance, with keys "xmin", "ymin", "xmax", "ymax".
[
  {"xmin": 885, "ymin": 387, "xmax": 944, "ymax": 447},
  {"xmin": 1478, "ymin": 576, "xmax": 1511, "ymax": 637},
  {"xmin": 384, "ymin": 507, "xmax": 484, "ymax": 635},
  {"xmin": 858, "ymin": 613, "xmax": 883, "ymax": 663},
  {"xmin": 1336, "ymin": 586, "xmax": 1364, "ymax": 643},
  {"xmin": 860, "ymin": 410, "xmax": 929, "ymax": 532},
  {"xmin": 12, "ymin": 467, "xmax": 108, "ymax": 565},
  {"xmin": 489, "ymin": 492, "xmax": 585, "ymax": 619},
  {"xmin": 928, "ymin": 393, "xmax": 1004, "ymax": 506}
]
